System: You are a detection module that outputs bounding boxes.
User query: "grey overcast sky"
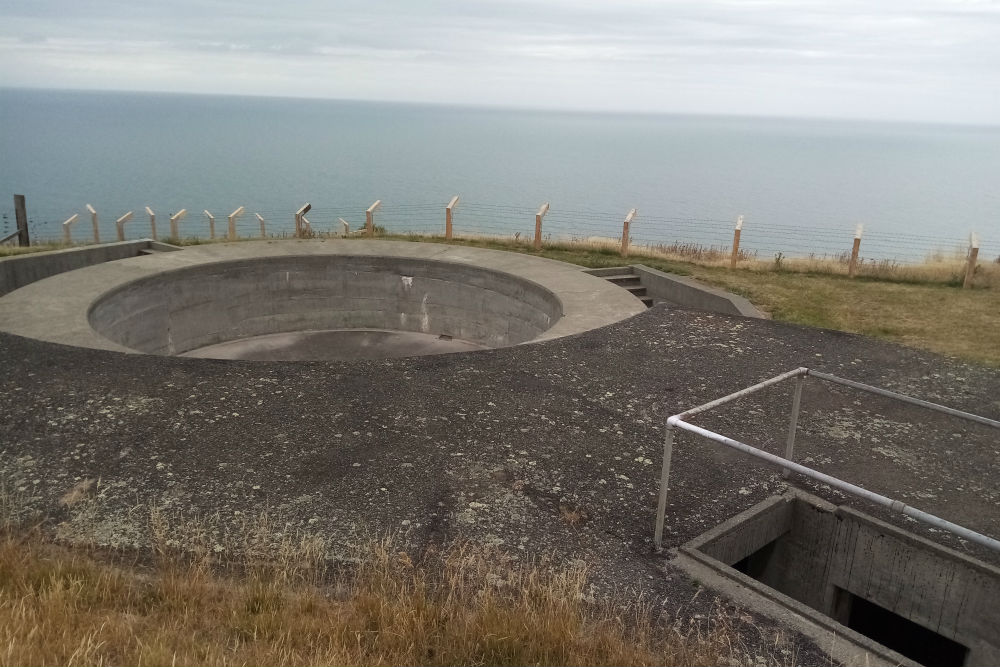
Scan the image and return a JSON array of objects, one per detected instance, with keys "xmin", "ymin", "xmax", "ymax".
[{"xmin": 1, "ymin": 0, "xmax": 997, "ymax": 124}]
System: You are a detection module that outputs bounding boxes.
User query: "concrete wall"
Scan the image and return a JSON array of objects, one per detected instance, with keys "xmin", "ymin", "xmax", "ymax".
[
  {"xmin": 632, "ymin": 264, "xmax": 764, "ymax": 318},
  {"xmin": 88, "ymin": 255, "xmax": 564, "ymax": 355},
  {"xmin": 0, "ymin": 240, "xmax": 176, "ymax": 297},
  {"xmin": 695, "ymin": 493, "xmax": 1000, "ymax": 666}
]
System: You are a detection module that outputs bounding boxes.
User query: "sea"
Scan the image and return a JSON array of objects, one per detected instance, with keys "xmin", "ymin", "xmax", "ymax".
[{"xmin": 1, "ymin": 87, "xmax": 998, "ymax": 262}]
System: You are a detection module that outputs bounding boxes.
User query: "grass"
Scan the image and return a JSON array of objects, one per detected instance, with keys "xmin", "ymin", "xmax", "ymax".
[
  {"xmin": 0, "ymin": 507, "xmax": 786, "ymax": 667},
  {"xmin": 6, "ymin": 232, "xmax": 999, "ymax": 365}
]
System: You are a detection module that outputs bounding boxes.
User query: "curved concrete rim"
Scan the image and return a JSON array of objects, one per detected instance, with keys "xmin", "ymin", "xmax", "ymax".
[{"xmin": 0, "ymin": 240, "xmax": 647, "ymax": 355}]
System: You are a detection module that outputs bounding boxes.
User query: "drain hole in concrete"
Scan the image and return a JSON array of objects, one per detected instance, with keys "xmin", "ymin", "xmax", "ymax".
[{"xmin": 834, "ymin": 589, "xmax": 968, "ymax": 667}]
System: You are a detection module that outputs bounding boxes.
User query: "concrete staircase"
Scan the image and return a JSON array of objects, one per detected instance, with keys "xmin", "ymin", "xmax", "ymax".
[{"xmin": 585, "ymin": 266, "xmax": 654, "ymax": 308}]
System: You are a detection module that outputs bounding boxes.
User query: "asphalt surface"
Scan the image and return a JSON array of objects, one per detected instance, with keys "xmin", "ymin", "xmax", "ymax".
[{"xmin": 3, "ymin": 303, "xmax": 998, "ymax": 664}]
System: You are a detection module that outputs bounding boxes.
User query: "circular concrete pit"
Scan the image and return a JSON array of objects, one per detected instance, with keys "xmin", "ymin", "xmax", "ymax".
[{"xmin": 0, "ymin": 241, "xmax": 647, "ymax": 361}]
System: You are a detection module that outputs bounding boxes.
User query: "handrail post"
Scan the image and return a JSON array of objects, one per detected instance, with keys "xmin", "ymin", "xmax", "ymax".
[
  {"xmin": 87, "ymin": 204, "xmax": 99, "ymax": 243},
  {"xmin": 228, "ymin": 206, "xmax": 244, "ymax": 240},
  {"xmin": 62, "ymin": 214, "xmax": 79, "ymax": 244},
  {"xmin": 366, "ymin": 200, "xmax": 381, "ymax": 237},
  {"xmin": 783, "ymin": 376, "xmax": 804, "ymax": 478},
  {"xmin": 146, "ymin": 207, "xmax": 156, "ymax": 240},
  {"xmin": 621, "ymin": 208, "xmax": 637, "ymax": 257},
  {"xmin": 446, "ymin": 195, "xmax": 459, "ymax": 241},
  {"xmin": 730, "ymin": 215, "xmax": 743, "ymax": 268},
  {"xmin": 115, "ymin": 211, "xmax": 133, "ymax": 242},
  {"xmin": 534, "ymin": 202, "xmax": 549, "ymax": 250},
  {"xmin": 964, "ymin": 233, "xmax": 979, "ymax": 289},
  {"xmin": 848, "ymin": 224, "xmax": 863, "ymax": 278},
  {"xmin": 169, "ymin": 209, "xmax": 187, "ymax": 240},
  {"xmin": 654, "ymin": 423, "xmax": 675, "ymax": 551}
]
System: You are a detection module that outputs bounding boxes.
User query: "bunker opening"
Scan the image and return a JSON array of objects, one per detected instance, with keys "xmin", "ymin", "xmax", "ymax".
[{"xmin": 684, "ymin": 492, "xmax": 999, "ymax": 667}]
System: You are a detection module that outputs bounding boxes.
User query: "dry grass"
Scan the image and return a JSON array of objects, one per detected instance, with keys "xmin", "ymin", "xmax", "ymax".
[{"xmin": 0, "ymin": 508, "xmax": 785, "ymax": 667}]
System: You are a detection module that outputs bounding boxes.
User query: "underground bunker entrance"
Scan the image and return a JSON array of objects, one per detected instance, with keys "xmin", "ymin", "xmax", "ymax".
[{"xmin": 681, "ymin": 491, "xmax": 1000, "ymax": 667}]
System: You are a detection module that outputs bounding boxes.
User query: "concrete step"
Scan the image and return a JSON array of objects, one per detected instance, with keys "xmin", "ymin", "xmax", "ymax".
[
  {"xmin": 641, "ymin": 297, "xmax": 654, "ymax": 308},
  {"xmin": 626, "ymin": 286, "xmax": 647, "ymax": 297},
  {"xmin": 139, "ymin": 248, "xmax": 161, "ymax": 255},
  {"xmin": 584, "ymin": 266, "xmax": 634, "ymax": 278},
  {"xmin": 606, "ymin": 274, "xmax": 641, "ymax": 286}
]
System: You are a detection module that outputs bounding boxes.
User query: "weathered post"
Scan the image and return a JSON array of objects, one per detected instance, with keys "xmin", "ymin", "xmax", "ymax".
[
  {"xmin": 146, "ymin": 206, "xmax": 156, "ymax": 239},
  {"xmin": 337, "ymin": 218, "xmax": 350, "ymax": 237},
  {"xmin": 620, "ymin": 208, "xmax": 637, "ymax": 257},
  {"xmin": 228, "ymin": 206, "xmax": 244, "ymax": 240},
  {"xmin": 964, "ymin": 233, "xmax": 980, "ymax": 289},
  {"xmin": 848, "ymin": 224, "xmax": 863, "ymax": 278},
  {"xmin": 169, "ymin": 209, "xmax": 187, "ymax": 239},
  {"xmin": 730, "ymin": 215, "xmax": 743, "ymax": 268},
  {"xmin": 62, "ymin": 214, "xmax": 79, "ymax": 244},
  {"xmin": 115, "ymin": 211, "xmax": 133, "ymax": 242},
  {"xmin": 13, "ymin": 194, "xmax": 29, "ymax": 246},
  {"xmin": 256, "ymin": 213, "xmax": 266, "ymax": 237},
  {"xmin": 534, "ymin": 202, "xmax": 549, "ymax": 250},
  {"xmin": 445, "ymin": 195, "xmax": 459, "ymax": 240},
  {"xmin": 203, "ymin": 210, "xmax": 215, "ymax": 239},
  {"xmin": 295, "ymin": 203, "xmax": 311, "ymax": 238},
  {"xmin": 87, "ymin": 204, "xmax": 99, "ymax": 243},
  {"xmin": 366, "ymin": 200, "xmax": 381, "ymax": 237}
]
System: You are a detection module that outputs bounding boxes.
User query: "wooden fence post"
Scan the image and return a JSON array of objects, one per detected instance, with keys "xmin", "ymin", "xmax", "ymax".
[
  {"xmin": 446, "ymin": 196, "xmax": 459, "ymax": 240},
  {"xmin": 146, "ymin": 207, "xmax": 156, "ymax": 239},
  {"xmin": 366, "ymin": 200, "xmax": 381, "ymax": 237},
  {"xmin": 620, "ymin": 208, "xmax": 637, "ymax": 257},
  {"xmin": 169, "ymin": 209, "xmax": 187, "ymax": 239},
  {"xmin": 730, "ymin": 215, "xmax": 743, "ymax": 268},
  {"xmin": 87, "ymin": 204, "xmax": 99, "ymax": 243},
  {"xmin": 848, "ymin": 224, "xmax": 863, "ymax": 278},
  {"xmin": 115, "ymin": 211, "xmax": 133, "ymax": 242},
  {"xmin": 534, "ymin": 202, "xmax": 549, "ymax": 249},
  {"xmin": 295, "ymin": 203, "xmax": 311, "ymax": 238},
  {"xmin": 256, "ymin": 213, "xmax": 266, "ymax": 237},
  {"xmin": 964, "ymin": 233, "xmax": 980, "ymax": 289},
  {"xmin": 203, "ymin": 210, "xmax": 215, "ymax": 239},
  {"xmin": 13, "ymin": 194, "xmax": 29, "ymax": 247},
  {"xmin": 228, "ymin": 206, "xmax": 244, "ymax": 240},
  {"xmin": 62, "ymin": 214, "xmax": 79, "ymax": 244}
]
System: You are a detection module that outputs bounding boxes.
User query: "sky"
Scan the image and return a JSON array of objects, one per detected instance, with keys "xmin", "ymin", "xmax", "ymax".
[{"xmin": 0, "ymin": 0, "xmax": 998, "ymax": 125}]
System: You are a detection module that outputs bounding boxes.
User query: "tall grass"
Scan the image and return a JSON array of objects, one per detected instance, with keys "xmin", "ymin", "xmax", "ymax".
[{"xmin": 0, "ymin": 503, "xmax": 793, "ymax": 667}]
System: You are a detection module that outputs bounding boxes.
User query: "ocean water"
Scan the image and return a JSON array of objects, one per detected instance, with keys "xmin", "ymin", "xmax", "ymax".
[{"xmin": 1, "ymin": 88, "xmax": 998, "ymax": 261}]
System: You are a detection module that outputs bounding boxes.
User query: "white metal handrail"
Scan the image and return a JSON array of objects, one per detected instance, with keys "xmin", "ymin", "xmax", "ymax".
[{"xmin": 654, "ymin": 367, "xmax": 1000, "ymax": 553}]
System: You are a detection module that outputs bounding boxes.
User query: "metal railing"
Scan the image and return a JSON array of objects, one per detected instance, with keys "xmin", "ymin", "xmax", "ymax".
[{"xmin": 654, "ymin": 367, "xmax": 1000, "ymax": 553}]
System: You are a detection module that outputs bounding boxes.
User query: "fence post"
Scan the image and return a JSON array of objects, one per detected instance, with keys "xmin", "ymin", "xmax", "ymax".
[
  {"xmin": 228, "ymin": 206, "xmax": 244, "ymax": 240},
  {"xmin": 848, "ymin": 224, "xmax": 863, "ymax": 278},
  {"xmin": 13, "ymin": 194, "xmax": 29, "ymax": 247},
  {"xmin": 337, "ymin": 218, "xmax": 350, "ymax": 237},
  {"xmin": 730, "ymin": 215, "xmax": 743, "ymax": 268},
  {"xmin": 145, "ymin": 207, "xmax": 156, "ymax": 239},
  {"xmin": 534, "ymin": 202, "xmax": 549, "ymax": 250},
  {"xmin": 87, "ymin": 204, "xmax": 99, "ymax": 243},
  {"xmin": 366, "ymin": 200, "xmax": 381, "ymax": 237},
  {"xmin": 169, "ymin": 209, "xmax": 187, "ymax": 239},
  {"xmin": 620, "ymin": 208, "xmax": 637, "ymax": 257},
  {"xmin": 115, "ymin": 211, "xmax": 133, "ymax": 242},
  {"xmin": 256, "ymin": 213, "xmax": 266, "ymax": 237},
  {"xmin": 964, "ymin": 233, "xmax": 980, "ymax": 289},
  {"xmin": 62, "ymin": 214, "xmax": 79, "ymax": 244},
  {"xmin": 301, "ymin": 213, "xmax": 312, "ymax": 236},
  {"xmin": 446, "ymin": 195, "xmax": 459, "ymax": 240},
  {"xmin": 203, "ymin": 210, "xmax": 215, "ymax": 239},
  {"xmin": 295, "ymin": 203, "xmax": 311, "ymax": 237}
]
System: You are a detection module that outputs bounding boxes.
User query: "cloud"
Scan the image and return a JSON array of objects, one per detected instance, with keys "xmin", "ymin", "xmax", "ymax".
[{"xmin": 0, "ymin": 0, "xmax": 997, "ymax": 123}]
